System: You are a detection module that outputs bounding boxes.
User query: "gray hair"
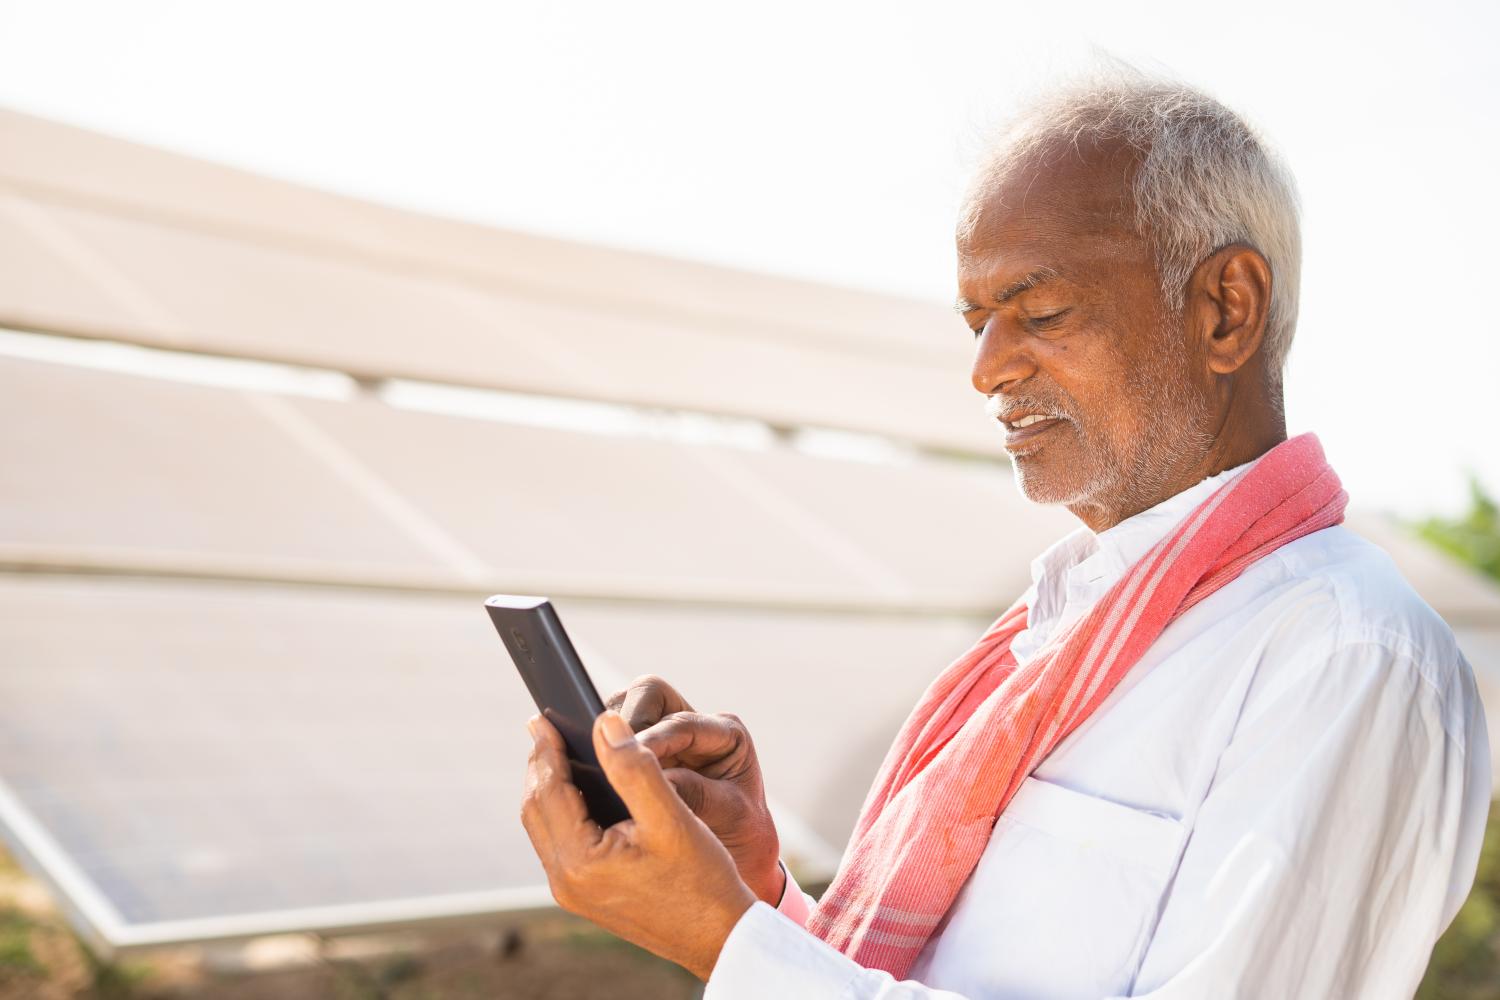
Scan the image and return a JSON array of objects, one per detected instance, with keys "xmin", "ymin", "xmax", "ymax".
[{"xmin": 974, "ymin": 67, "xmax": 1302, "ymax": 384}]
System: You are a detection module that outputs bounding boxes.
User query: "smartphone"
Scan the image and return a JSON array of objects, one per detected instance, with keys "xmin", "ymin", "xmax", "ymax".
[{"xmin": 485, "ymin": 595, "xmax": 631, "ymax": 827}]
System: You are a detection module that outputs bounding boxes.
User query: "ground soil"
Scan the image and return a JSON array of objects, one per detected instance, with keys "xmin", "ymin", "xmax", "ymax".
[{"xmin": 0, "ymin": 846, "xmax": 700, "ymax": 1000}]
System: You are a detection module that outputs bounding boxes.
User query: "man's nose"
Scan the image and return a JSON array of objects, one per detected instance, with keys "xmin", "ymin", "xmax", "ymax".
[{"xmin": 970, "ymin": 318, "xmax": 1035, "ymax": 395}]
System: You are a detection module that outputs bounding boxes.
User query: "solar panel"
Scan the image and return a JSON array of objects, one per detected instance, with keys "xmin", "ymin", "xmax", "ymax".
[
  {"xmin": 286, "ymin": 387, "xmax": 1070, "ymax": 608},
  {"xmin": 0, "ymin": 108, "xmax": 962, "ymax": 357},
  {"xmin": 0, "ymin": 355, "xmax": 453, "ymax": 582},
  {"xmin": 0, "ymin": 193, "xmax": 150, "ymax": 338},
  {"xmin": 0, "ymin": 183, "xmax": 996, "ymax": 456},
  {"xmin": 0, "ymin": 573, "xmax": 990, "ymax": 953},
  {"xmin": 0, "ymin": 354, "xmax": 1062, "ymax": 609}
]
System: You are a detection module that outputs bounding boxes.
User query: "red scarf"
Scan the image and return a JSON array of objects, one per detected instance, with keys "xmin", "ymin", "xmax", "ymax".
[{"xmin": 805, "ymin": 433, "xmax": 1347, "ymax": 978}]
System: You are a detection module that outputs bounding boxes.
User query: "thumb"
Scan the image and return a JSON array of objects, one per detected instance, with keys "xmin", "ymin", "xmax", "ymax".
[{"xmin": 593, "ymin": 710, "xmax": 692, "ymax": 837}]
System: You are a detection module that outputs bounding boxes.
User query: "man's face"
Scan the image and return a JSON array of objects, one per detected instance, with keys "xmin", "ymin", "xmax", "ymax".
[{"xmin": 956, "ymin": 139, "xmax": 1215, "ymax": 526}]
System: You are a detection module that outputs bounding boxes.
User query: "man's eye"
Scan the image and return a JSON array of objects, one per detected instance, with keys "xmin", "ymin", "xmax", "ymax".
[{"xmin": 1025, "ymin": 310, "xmax": 1069, "ymax": 330}]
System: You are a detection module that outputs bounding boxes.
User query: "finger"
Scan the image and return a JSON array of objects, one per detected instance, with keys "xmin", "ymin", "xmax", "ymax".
[
  {"xmin": 603, "ymin": 683, "xmax": 647, "ymax": 713},
  {"xmin": 617, "ymin": 675, "xmax": 695, "ymax": 731},
  {"xmin": 664, "ymin": 768, "xmax": 747, "ymax": 831},
  {"xmin": 524, "ymin": 715, "xmax": 601, "ymax": 850},
  {"xmin": 529, "ymin": 711, "xmax": 566, "ymax": 753},
  {"xmin": 592, "ymin": 710, "xmax": 695, "ymax": 839},
  {"xmin": 637, "ymin": 712, "xmax": 741, "ymax": 770},
  {"xmin": 662, "ymin": 767, "xmax": 741, "ymax": 823},
  {"xmin": 663, "ymin": 767, "xmax": 708, "ymax": 814}
]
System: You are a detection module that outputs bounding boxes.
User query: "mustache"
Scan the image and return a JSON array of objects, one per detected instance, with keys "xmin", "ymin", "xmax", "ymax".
[{"xmin": 983, "ymin": 392, "xmax": 1074, "ymax": 423}]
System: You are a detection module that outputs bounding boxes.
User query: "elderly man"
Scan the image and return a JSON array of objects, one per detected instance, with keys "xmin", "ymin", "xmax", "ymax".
[{"xmin": 519, "ymin": 74, "xmax": 1492, "ymax": 998}]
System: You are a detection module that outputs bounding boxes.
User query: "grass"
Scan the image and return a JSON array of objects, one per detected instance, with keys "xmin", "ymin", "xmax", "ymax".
[
  {"xmin": 0, "ymin": 908, "xmax": 41, "ymax": 977},
  {"xmin": 1417, "ymin": 797, "xmax": 1500, "ymax": 999},
  {"xmin": 1412, "ymin": 485, "xmax": 1500, "ymax": 1000}
]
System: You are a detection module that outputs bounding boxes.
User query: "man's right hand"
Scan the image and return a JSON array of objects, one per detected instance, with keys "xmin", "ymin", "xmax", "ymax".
[{"xmin": 605, "ymin": 675, "xmax": 784, "ymax": 906}]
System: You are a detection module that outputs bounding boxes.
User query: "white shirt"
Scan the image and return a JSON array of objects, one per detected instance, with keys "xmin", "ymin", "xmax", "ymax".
[{"xmin": 706, "ymin": 458, "xmax": 1492, "ymax": 999}]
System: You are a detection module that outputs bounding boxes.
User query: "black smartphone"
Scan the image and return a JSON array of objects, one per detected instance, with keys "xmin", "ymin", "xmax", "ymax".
[{"xmin": 485, "ymin": 594, "xmax": 631, "ymax": 828}]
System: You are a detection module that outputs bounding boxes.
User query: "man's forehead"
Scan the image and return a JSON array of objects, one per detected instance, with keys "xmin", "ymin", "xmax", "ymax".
[{"xmin": 958, "ymin": 137, "xmax": 1141, "ymax": 259}]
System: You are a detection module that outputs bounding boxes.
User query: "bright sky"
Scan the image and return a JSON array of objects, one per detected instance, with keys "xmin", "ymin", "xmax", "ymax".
[{"xmin": 1, "ymin": 0, "xmax": 1496, "ymax": 516}]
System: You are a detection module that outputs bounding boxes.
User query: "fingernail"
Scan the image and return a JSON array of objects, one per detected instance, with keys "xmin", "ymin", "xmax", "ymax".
[
  {"xmin": 599, "ymin": 710, "xmax": 634, "ymax": 748},
  {"xmin": 526, "ymin": 714, "xmax": 541, "ymax": 741}
]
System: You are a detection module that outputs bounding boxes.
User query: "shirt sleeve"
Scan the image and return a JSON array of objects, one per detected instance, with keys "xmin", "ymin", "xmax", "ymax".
[
  {"xmin": 1126, "ymin": 635, "xmax": 1490, "ymax": 999},
  {"xmin": 706, "ymin": 636, "xmax": 1489, "ymax": 1000},
  {"xmin": 775, "ymin": 860, "xmax": 816, "ymax": 928},
  {"xmin": 706, "ymin": 901, "xmax": 975, "ymax": 1000}
]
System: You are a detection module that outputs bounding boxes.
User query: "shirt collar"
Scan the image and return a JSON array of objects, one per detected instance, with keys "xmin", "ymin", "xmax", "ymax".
[{"xmin": 1027, "ymin": 455, "xmax": 1264, "ymax": 601}]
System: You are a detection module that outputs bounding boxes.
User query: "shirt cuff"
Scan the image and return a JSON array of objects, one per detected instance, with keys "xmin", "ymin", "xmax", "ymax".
[
  {"xmin": 705, "ymin": 900, "xmax": 864, "ymax": 1000},
  {"xmin": 774, "ymin": 859, "xmax": 814, "ymax": 928}
]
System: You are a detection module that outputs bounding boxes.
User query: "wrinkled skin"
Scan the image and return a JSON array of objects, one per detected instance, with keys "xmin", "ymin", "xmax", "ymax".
[
  {"xmin": 520, "ymin": 709, "xmax": 756, "ymax": 981},
  {"xmin": 606, "ymin": 676, "xmax": 784, "ymax": 907},
  {"xmin": 957, "ymin": 135, "xmax": 1283, "ymax": 530}
]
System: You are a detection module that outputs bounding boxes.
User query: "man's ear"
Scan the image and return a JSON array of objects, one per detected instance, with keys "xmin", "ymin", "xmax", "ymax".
[{"xmin": 1187, "ymin": 244, "xmax": 1272, "ymax": 376}]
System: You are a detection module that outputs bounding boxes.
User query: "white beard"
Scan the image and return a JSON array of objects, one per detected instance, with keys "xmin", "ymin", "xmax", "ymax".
[{"xmin": 997, "ymin": 328, "xmax": 1217, "ymax": 522}]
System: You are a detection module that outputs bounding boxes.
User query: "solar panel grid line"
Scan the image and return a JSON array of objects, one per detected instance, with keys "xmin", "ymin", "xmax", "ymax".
[
  {"xmin": 0, "ymin": 245, "xmax": 146, "ymax": 345},
  {"xmin": 0, "ymin": 545, "xmax": 475, "ymax": 595},
  {"xmin": 680, "ymin": 444, "xmax": 917, "ymax": 602},
  {"xmin": 0, "ymin": 550, "xmax": 1012, "ymax": 619},
  {"xmin": 242, "ymin": 391, "xmax": 494, "ymax": 584},
  {"xmin": 0, "ymin": 189, "xmax": 188, "ymax": 342},
  {"xmin": 418, "ymin": 273, "xmax": 611, "ymax": 393}
]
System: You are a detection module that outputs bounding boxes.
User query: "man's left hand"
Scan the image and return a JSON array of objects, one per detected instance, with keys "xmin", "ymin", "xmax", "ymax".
[{"xmin": 519, "ymin": 709, "xmax": 758, "ymax": 981}]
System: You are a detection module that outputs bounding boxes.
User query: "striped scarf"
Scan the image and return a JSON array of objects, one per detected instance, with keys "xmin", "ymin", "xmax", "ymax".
[{"xmin": 805, "ymin": 432, "xmax": 1347, "ymax": 978}]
